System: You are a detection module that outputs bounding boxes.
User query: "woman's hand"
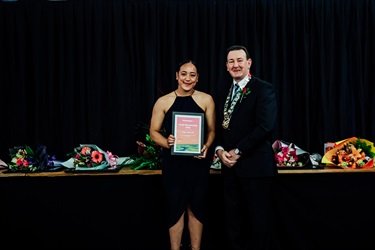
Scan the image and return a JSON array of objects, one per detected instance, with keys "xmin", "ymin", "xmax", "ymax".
[
  {"xmin": 194, "ymin": 144, "xmax": 208, "ymax": 159},
  {"xmin": 167, "ymin": 134, "xmax": 175, "ymax": 148}
]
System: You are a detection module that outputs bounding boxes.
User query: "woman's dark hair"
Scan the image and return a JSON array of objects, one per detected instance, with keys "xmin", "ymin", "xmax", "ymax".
[
  {"xmin": 226, "ymin": 45, "xmax": 250, "ymax": 59},
  {"xmin": 176, "ymin": 59, "xmax": 198, "ymax": 73}
]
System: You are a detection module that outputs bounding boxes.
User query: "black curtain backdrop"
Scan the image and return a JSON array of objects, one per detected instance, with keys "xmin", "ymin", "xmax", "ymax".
[{"xmin": 1, "ymin": 0, "xmax": 374, "ymax": 160}]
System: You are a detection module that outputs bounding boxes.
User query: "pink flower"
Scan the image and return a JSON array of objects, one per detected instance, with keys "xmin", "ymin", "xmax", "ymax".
[
  {"xmin": 275, "ymin": 146, "xmax": 301, "ymax": 167},
  {"xmin": 107, "ymin": 151, "xmax": 118, "ymax": 167},
  {"xmin": 91, "ymin": 150, "xmax": 103, "ymax": 163}
]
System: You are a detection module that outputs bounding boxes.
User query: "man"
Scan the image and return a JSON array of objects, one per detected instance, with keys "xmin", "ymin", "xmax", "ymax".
[{"xmin": 215, "ymin": 45, "xmax": 278, "ymax": 250}]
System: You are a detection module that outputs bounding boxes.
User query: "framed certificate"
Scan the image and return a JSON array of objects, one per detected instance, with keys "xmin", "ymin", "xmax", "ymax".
[{"xmin": 171, "ymin": 111, "xmax": 204, "ymax": 156}]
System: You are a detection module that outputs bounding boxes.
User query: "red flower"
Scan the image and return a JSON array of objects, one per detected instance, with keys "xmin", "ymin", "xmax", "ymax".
[
  {"xmin": 239, "ymin": 86, "xmax": 251, "ymax": 103},
  {"xmin": 275, "ymin": 146, "xmax": 301, "ymax": 166},
  {"xmin": 136, "ymin": 141, "xmax": 146, "ymax": 155},
  {"xmin": 16, "ymin": 158, "xmax": 29, "ymax": 167},
  {"xmin": 16, "ymin": 158, "xmax": 23, "ymax": 166}
]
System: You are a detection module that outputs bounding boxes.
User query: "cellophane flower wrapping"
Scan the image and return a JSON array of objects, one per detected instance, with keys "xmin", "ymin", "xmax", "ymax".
[
  {"xmin": 272, "ymin": 140, "xmax": 310, "ymax": 167},
  {"xmin": 7, "ymin": 144, "xmax": 58, "ymax": 172},
  {"xmin": 0, "ymin": 158, "xmax": 8, "ymax": 169},
  {"xmin": 62, "ymin": 144, "xmax": 113, "ymax": 170},
  {"xmin": 210, "ymin": 154, "xmax": 221, "ymax": 170},
  {"xmin": 322, "ymin": 137, "xmax": 375, "ymax": 169}
]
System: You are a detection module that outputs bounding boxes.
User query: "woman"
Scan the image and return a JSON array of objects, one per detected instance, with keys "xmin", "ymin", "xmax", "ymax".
[{"xmin": 150, "ymin": 60, "xmax": 215, "ymax": 250}]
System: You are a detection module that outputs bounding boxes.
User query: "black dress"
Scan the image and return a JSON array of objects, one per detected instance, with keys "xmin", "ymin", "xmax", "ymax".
[{"xmin": 162, "ymin": 92, "xmax": 210, "ymax": 228}]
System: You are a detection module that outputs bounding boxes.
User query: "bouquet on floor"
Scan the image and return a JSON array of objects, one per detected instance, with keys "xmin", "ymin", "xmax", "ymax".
[
  {"xmin": 272, "ymin": 140, "xmax": 311, "ymax": 167},
  {"xmin": 62, "ymin": 144, "xmax": 126, "ymax": 171},
  {"xmin": 322, "ymin": 137, "xmax": 375, "ymax": 169},
  {"xmin": 7, "ymin": 144, "xmax": 59, "ymax": 172}
]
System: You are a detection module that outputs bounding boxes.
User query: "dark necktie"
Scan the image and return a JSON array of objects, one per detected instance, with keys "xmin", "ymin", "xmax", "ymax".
[{"xmin": 232, "ymin": 83, "xmax": 240, "ymax": 101}]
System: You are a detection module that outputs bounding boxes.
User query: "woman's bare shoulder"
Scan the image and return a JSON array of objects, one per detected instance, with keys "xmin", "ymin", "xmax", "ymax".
[
  {"xmin": 155, "ymin": 91, "xmax": 176, "ymax": 110},
  {"xmin": 194, "ymin": 90, "xmax": 212, "ymax": 97},
  {"xmin": 193, "ymin": 90, "xmax": 214, "ymax": 110},
  {"xmin": 157, "ymin": 91, "xmax": 175, "ymax": 102},
  {"xmin": 194, "ymin": 90, "xmax": 213, "ymax": 102}
]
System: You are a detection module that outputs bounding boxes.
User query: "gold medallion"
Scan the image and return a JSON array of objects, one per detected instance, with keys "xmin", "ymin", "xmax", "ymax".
[{"xmin": 222, "ymin": 119, "xmax": 229, "ymax": 129}]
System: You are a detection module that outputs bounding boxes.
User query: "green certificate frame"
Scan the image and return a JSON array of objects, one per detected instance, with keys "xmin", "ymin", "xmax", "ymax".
[{"xmin": 171, "ymin": 111, "xmax": 204, "ymax": 156}]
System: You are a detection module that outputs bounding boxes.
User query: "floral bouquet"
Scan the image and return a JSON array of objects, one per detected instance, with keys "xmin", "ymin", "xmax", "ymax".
[
  {"xmin": 62, "ymin": 144, "xmax": 125, "ymax": 171},
  {"xmin": 119, "ymin": 122, "xmax": 164, "ymax": 170},
  {"xmin": 210, "ymin": 154, "xmax": 222, "ymax": 170},
  {"xmin": 1, "ymin": 158, "xmax": 8, "ymax": 169},
  {"xmin": 7, "ymin": 144, "xmax": 59, "ymax": 172},
  {"xmin": 322, "ymin": 137, "xmax": 375, "ymax": 169},
  {"xmin": 121, "ymin": 134, "xmax": 162, "ymax": 170},
  {"xmin": 272, "ymin": 140, "xmax": 311, "ymax": 167}
]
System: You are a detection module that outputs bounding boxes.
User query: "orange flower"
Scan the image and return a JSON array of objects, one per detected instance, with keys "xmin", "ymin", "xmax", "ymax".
[
  {"xmin": 91, "ymin": 150, "xmax": 103, "ymax": 163},
  {"xmin": 80, "ymin": 146, "xmax": 91, "ymax": 155}
]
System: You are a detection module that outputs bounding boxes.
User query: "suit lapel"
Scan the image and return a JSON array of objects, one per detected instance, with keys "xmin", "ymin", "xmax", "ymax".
[{"xmin": 221, "ymin": 77, "xmax": 254, "ymax": 129}]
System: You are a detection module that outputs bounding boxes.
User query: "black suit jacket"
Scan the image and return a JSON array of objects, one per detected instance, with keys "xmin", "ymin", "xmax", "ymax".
[{"xmin": 216, "ymin": 76, "xmax": 278, "ymax": 178}]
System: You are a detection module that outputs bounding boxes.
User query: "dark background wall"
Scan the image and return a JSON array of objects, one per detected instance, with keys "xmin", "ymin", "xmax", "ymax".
[{"xmin": 1, "ymin": 0, "xmax": 374, "ymax": 161}]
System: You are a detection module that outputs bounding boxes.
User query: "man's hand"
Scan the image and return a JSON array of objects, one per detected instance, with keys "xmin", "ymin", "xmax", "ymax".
[{"xmin": 217, "ymin": 149, "xmax": 238, "ymax": 168}]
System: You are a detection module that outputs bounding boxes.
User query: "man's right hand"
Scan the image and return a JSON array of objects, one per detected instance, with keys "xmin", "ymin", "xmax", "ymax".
[{"xmin": 217, "ymin": 149, "xmax": 237, "ymax": 168}]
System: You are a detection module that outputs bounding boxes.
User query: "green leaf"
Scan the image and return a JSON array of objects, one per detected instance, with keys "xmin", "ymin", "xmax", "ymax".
[
  {"xmin": 354, "ymin": 138, "xmax": 375, "ymax": 158},
  {"xmin": 132, "ymin": 160, "xmax": 151, "ymax": 170},
  {"xmin": 25, "ymin": 145, "xmax": 34, "ymax": 157}
]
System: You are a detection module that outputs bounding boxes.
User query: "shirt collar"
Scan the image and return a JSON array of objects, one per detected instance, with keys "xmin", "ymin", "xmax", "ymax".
[{"xmin": 233, "ymin": 74, "xmax": 251, "ymax": 89}]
